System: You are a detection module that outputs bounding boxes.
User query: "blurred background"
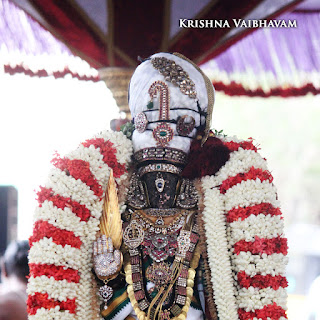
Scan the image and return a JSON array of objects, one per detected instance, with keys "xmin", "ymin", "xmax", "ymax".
[{"xmin": 0, "ymin": 1, "xmax": 319, "ymax": 319}]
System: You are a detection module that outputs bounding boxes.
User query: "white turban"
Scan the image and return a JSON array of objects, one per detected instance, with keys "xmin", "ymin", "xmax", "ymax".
[{"xmin": 129, "ymin": 52, "xmax": 214, "ymax": 154}]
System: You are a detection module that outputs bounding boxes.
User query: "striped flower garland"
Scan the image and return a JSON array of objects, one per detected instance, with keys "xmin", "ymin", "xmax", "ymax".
[
  {"xmin": 27, "ymin": 130, "xmax": 132, "ymax": 320},
  {"xmin": 201, "ymin": 136, "xmax": 288, "ymax": 320},
  {"xmin": 27, "ymin": 130, "xmax": 288, "ymax": 320}
]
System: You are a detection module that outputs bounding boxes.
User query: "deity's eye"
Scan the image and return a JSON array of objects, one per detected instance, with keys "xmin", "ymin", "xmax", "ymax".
[{"xmin": 177, "ymin": 115, "xmax": 195, "ymax": 136}]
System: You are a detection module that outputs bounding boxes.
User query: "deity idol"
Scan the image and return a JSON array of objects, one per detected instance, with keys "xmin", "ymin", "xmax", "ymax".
[{"xmin": 27, "ymin": 53, "xmax": 288, "ymax": 320}]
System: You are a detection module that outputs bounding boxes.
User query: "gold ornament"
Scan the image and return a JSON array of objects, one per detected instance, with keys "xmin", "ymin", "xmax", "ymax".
[{"xmin": 99, "ymin": 169, "xmax": 122, "ymax": 249}]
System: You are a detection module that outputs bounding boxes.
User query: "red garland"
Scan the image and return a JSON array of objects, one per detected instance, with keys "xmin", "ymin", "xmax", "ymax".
[
  {"xmin": 220, "ymin": 167, "xmax": 273, "ymax": 194},
  {"xmin": 237, "ymin": 271, "xmax": 288, "ymax": 290},
  {"xmin": 223, "ymin": 139, "xmax": 258, "ymax": 152},
  {"xmin": 37, "ymin": 187, "xmax": 91, "ymax": 222},
  {"xmin": 82, "ymin": 138, "xmax": 126, "ymax": 178},
  {"xmin": 27, "ymin": 292, "xmax": 76, "ymax": 315},
  {"xmin": 238, "ymin": 303, "xmax": 287, "ymax": 320},
  {"xmin": 29, "ymin": 220, "xmax": 82, "ymax": 249},
  {"xmin": 51, "ymin": 157, "xmax": 103, "ymax": 199},
  {"xmin": 227, "ymin": 203, "xmax": 282, "ymax": 223},
  {"xmin": 29, "ymin": 263, "xmax": 80, "ymax": 283},
  {"xmin": 234, "ymin": 236, "xmax": 288, "ymax": 255}
]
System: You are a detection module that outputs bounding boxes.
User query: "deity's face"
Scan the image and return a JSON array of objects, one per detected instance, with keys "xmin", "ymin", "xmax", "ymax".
[{"xmin": 129, "ymin": 53, "xmax": 211, "ymax": 157}]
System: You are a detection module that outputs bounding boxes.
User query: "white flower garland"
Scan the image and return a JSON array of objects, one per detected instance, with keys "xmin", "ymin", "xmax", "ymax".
[
  {"xmin": 27, "ymin": 276, "xmax": 78, "ymax": 300},
  {"xmin": 29, "ymin": 239, "xmax": 83, "ymax": 270},
  {"xmin": 28, "ymin": 132, "xmax": 288, "ymax": 320},
  {"xmin": 46, "ymin": 168, "xmax": 100, "ymax": 211},
  {"xmin": 34, "ymin": 203, "xmax": 83, "ymax": 236},
  {"xmin": 27, "ymin": 130, "xmax": 132, "ymax": 320},
  {"xmin": 229, "ymin": 214, "xmax": 284, "ymax": 245},
  {"xmin": 201, "ymin": 176, "xmax": 239, "ymax": 320},
  {"xmin": 237, "ymin": 287, "xmax": 287, "ymax": 311},
  {"xmin": 231, "ymin": 252, "xmax": 288, "ymax": 277},
  {"xmin": 201, "ymin": 136, "xmax": 288, "ymax": 319},
  {"xmin": 224, "ymin": 180, "xmax": 279, "ymax": 211},
  {"xmin": 210, "ymin": 148, "xmax": 268, "ymax": 186},
  {"xmin": 28, "ymin": 308, "xmax": 76, "ymax": 320}
]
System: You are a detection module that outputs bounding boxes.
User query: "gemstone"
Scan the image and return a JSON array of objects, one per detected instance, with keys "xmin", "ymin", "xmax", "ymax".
[
  {"xmin": 147, "ymin": 101, "xmax": 154, "ymax": 109},
  {"xmin": 160, "ymin": 131, "xmax": 167, "ymax": 137},
  {"xmin": 134, "ymin": 112, "xmax": 148, "ymax": 133}
]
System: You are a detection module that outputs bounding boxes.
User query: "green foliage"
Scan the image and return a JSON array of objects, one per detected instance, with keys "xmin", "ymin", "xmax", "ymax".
[
  {"xmin": 120, "ymin": 122, "xmax": 135, "ymax": 139},
  {"xmin": 213, "ymin": 128, "xmax": 227, "ymax": 137}
]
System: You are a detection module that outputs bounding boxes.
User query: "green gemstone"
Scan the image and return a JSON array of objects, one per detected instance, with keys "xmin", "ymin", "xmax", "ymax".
[
  {"xmin": 147, "ymin": 101, "xmax": 154, "ymax": 109},
  {"xmin": 159, "ymin": 131, "xmax": 167, "ymax": 137}
]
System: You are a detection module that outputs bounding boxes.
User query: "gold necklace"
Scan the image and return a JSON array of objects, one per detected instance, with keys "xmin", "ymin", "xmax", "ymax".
[
  {"xmin": 133, "ymin": 209, "xmax": 190, "ymax": 235},
  {"xmin": 122, "ymin": 209, "xmax": 201, "ymax": 320}
]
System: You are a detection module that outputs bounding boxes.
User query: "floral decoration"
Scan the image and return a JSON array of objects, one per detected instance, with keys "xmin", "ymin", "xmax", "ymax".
[
  {"xmin": 27, "ymin": 130, "xmax": 288, "ymax": 320},
  {"xmin": 27, "ymin": 131, "xmax": 132, "ymax": 320},
  {"xmin": 200, "ymin": 135, "xmax": 288, "ymax": 320}
]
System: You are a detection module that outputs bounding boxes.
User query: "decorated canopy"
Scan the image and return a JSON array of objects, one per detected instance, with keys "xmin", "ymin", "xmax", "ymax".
[
  {"xmin": 202, "ymin": 9, "xmax": 320, "ymax": 97},
  {"xmin": 0, "ymin": 0, "xmax": 98, "ymax": 81},
  {"xmin": 1, "ymin": 0, "xmax": 319, "ymax": 108},
  {"xmin": 11, "ymin": 0, "xmax": 303, "ymax": 67}
]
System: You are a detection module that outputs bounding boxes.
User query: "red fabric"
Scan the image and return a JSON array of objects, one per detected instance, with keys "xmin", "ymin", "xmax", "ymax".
[
  {"xmin": 227, "ymin": 203, "xmax": 282, "ymax": 223},
  {"xmin": 213, "ymin": 81, "xmax": 320, "ymax": 97},
  {"xmin": 238, "ymin": 303, "xmax": 287, "ymax": 320},
  {"xmin": 220, "ymin": 167, "xmax": 273, "ymax": 194},
  {"xmin": 29, "ymin": 220, "xmax": 82, "ymax": 249},
  {"xmin": 5, "ymin": 64, "xmax": 320, "ymax": 97},
  {"xmin": 234, "ymin": 236, "xmax": 288, "ymax": 255},
  {"xmin": 29, "ymin": 0, "xmax": 108, "ymax": 68},
  {"xmin": 4, "ymin": 65, "xmax": 99, "ymax": 81},
  {"xmin": 294, "ymin": 9, "xmax": 320, "ymax": 13},
  {"xmin": 82, "ymin": 138, "xmax": 126, "ymax": 178},
  {"xmin": 27, "ymin": 292, "xmax": 76, "ymax": 315},
  {"xmin": 37, "ymin": 187, "xmax": 91, "ymax": 222},
  {"xmin": 113, "ymin": 1, "xmax": 165, "ymax": 62},
  {"xmin": 51, "ymin": 157, "xmax": 103, "ymax": 198},
  {"xmin": 29, "ymin": 263, "xmax": 80, "ymax": 283},
  {"xmin": 181, "ymin": 135, "xmax": 230, "ymax": 179},
  {"xmin": 237, "ymin": 271, "xmax": 288, "ymax": 290}
]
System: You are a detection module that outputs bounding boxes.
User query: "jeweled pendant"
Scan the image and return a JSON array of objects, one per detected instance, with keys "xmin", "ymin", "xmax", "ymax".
[
  {"xmin": 123, "ymin": 220, "xmax": 144, "ymax": 249},
  {"xmin": 99, "ymin": 284, "xmax": 113, "ymax": 310},
  {"xmin": 155, "ymin": 173, "xmax": 165, "ymax": 192},
  {"xmin": 152, "ymin": 122, "xmax": 173, "ymax": 147},
  {"xmin": 146, "ymin": 262, "xmax": 173, "ymax": 289},
  {"xmin": 177, "ymin": 115, "xmax": 195, "ymax": 136},
  {"xmin": 147, "ymin": 101, "xmax": 154, "ymax": 109},
  {"xmin": 135, "ymin": 112, "xmax": 148, "ymax": 133},
  {"xmin": 154, "ymin": 217, "xmax": 165, "ymax": 227}
]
